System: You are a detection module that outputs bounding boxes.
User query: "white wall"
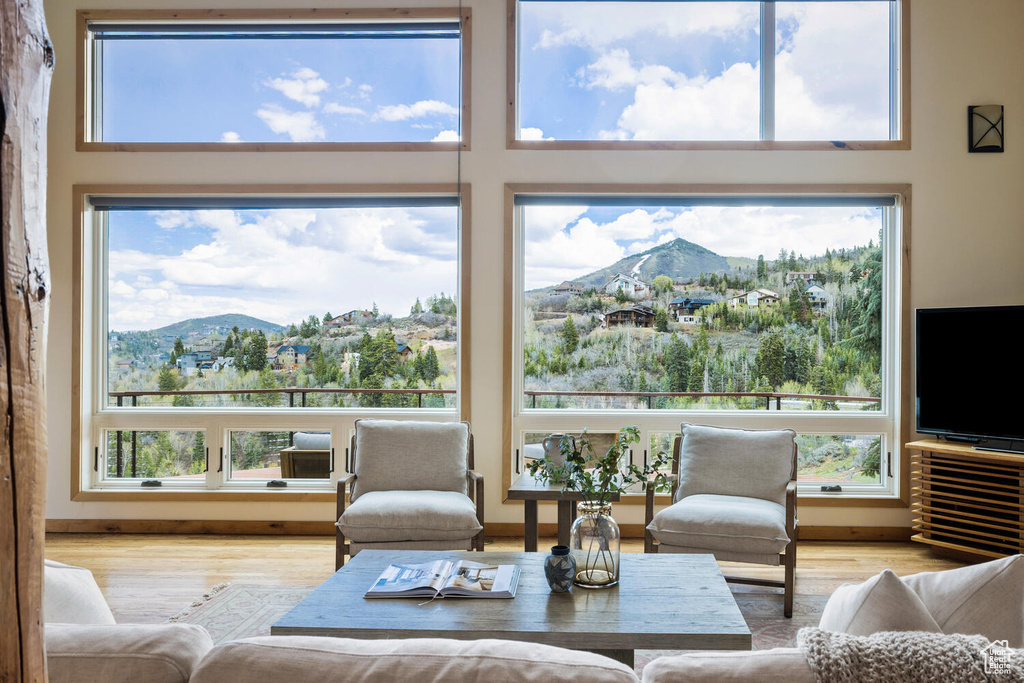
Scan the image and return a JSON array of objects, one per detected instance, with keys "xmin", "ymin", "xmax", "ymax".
[{"xmin": 43, "ymin": 0, "xmax": 1024, "ymax": 529}]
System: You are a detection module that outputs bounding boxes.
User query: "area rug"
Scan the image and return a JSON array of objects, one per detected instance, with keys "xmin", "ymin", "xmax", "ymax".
[{"xmin": 168, "ymin": 583, "xmax": 827, "ymax": 674}]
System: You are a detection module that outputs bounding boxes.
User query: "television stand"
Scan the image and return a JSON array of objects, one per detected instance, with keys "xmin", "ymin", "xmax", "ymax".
[{"xmin": 907, "ymin": 439, "xmax": 1024, "ymax": 559}]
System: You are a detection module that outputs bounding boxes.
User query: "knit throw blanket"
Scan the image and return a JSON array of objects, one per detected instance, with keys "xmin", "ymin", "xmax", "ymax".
[{"xmin": 797, "ymin": 628, "xmax": 1024, "ymax": 683}]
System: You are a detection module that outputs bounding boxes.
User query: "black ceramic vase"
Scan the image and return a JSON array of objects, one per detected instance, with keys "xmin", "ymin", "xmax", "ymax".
[{"xmin": 544, "ymin": 545, "xmax": 576, "ymax": 593}]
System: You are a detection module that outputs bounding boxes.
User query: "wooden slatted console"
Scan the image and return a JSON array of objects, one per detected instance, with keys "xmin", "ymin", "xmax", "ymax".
[{"xmin": 908, "ymin": 440, "xmax": 1024, "ymax": 558}]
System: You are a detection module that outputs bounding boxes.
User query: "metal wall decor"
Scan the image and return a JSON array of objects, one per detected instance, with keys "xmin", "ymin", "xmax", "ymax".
[{"xmin": 968, "ymin": 105, "xmax": 1004, "ymax": 153}]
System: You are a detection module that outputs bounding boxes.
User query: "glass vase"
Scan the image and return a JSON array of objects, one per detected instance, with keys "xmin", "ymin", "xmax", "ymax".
[{"xmin": 569, "ymin": 501, "xmax": 620, "ymax": 588}]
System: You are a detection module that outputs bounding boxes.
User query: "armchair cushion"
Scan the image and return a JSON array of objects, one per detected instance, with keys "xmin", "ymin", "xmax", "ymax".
[
  {"xmin": 44, "ymin": 559, "xmax": 116, "ymax": 625},
  {"xmin": 646, "ymin": 494, "xmax": 790, "ymax": 557},
  {"xmin": 338, "ymin": 490, "xmax": 482, "ymax": 543},
  {"xmin": 818, "ymin": 569, "xmax": 942, "ymax": 636},
  {"xmin": 46, "ymin": 623, "xmax": 213, "ymax": 683},
  {"xmin": 676, "ymin": 424, "xmax": 796, "ymax": 506},
  {"xmin": 901, "ymin": 554, "xmax": 1024, "ymax": 647},
  {"xmin": 291, "ymin": 432, "xmax": 331, "ymax": 451},
  {"xmin": 350, "ymin": 420, "xmax": 469, "ymax": 502}
]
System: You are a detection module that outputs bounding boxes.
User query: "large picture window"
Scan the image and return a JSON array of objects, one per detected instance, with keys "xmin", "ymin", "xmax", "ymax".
[
  {"xmin": 78, "ymin": 188, "xmax": 466, "ymax": 493},
  {"xmin": 80, "ymin": 9, "xmax": 470, "ymax": 150},
  {"xmin": 506, "ymin": 186, "xmax": 906, "ymax": 496},
  {"xmin": 511, "ymin": 0, "xmax": 904, "ymax": 148}
]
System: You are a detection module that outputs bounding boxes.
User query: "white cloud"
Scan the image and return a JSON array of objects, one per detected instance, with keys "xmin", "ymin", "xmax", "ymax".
[
  {"xmin": 220, "ymin": 131, "xmax": 242, "ymax": 143},
  {"xmin": 432, "ymin": 130, "xmax": 460, "ymax": 142},
  {"xmin": 107, "ymin": 208, "xmax": 459, "ymax": 331},
  {"xmin": 323, "ymin": 103, "xmax": 368, "ymax": 117},
  {"xmin": 533, "ymin": 4, "xmax": 758, "ymax": 49},
  {"xmin": 255, "ymin": 104, "xmax": 326, "ymax": 142},
  {"xmin": 519, "ymin": 127, "xmax": 553, "ymax": 141},
  {"xmin": 358, "ymin": 84, "xmax": 373, "ymax": 100},
  {"xmin": 374, "ymin": 100, "xmax": 458, "ymax": 122},
  {"xmin": 522, "ymin": 205, "xmax": 881, "ymax": 290},
  {"xmin": 264, "ymin": 67, "xmax": 329, "ymax": 108}
]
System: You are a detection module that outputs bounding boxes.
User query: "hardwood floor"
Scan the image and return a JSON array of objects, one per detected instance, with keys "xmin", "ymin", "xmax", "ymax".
[{"xmin": 44, "ymin": 533, "xmax": 967, "ymax": 623}]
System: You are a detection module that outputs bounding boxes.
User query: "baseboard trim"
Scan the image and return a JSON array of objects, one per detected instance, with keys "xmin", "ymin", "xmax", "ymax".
[
  {"xmin": 47, "ymin": 519, "xmax": 913, "ymax": 542},
  {"xmin": 45, "ymin": 519, "xmax": 337, "ymax": 535}
]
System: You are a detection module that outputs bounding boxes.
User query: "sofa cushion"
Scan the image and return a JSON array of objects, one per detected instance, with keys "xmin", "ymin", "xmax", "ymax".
[
  {"xmin": 902, "ymin": 554, "xmax": 1024, "ymax": 647},
  {"xmin": 338, "ymin": 490, "xmax": 481, "ymax": 543},
  {"xmin": 351, "ymin": 419, "xmax": 469, "ymax": 502},
  {"xmin": 46, "ymin": 623, "xmax": 213, "ymax": 683},
  {"xmin": 643, "ymin": 648, "xmax": 815, "ymax": 683},
  {"xmin": 190, "ymin": 636, "xmax": 640, "ymax": 683},
  {"xmin": 44, "ymin": 559, "xmax": 116, "ymax": 625},
  {"xmin": 647, "ymin": 494, "xmax": 790, "ymax": 556},
  {"xmin": 292, "ymin": 432, "xmax": 331, "ymax": 451},
  {"xmin": 818, "ymin": 569, "xmax": 942, "ymax": 636},
  {"xmin": 676, "ymin": 424, "xmax": 796, "ymax": 506}
]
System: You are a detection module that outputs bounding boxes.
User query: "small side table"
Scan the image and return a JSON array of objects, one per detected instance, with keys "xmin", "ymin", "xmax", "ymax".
[{"xmin": 506, "ymin": 471, "xmax": 620, "ymax": 552}]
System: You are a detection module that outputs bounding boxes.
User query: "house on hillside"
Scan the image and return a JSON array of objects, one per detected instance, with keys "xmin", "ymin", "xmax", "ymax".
[
  {"xmin": 212, "ymin": 357, "xmax": 234, "ymax": 371},
  {"xmin": 729, "ymin": 289, "xmax": 780, "ymax": 309},
  {"xmin": 554, "ymin": 281, "xmax": 584, "ymax": 296},
  {"xmin": 396, "ymin": 343, "xmax": 414, "ymax": 361},
  {"xmin": 669, "ymin": 297, "xmax": 715, "ymax": 322},
  {"xmin": 274, "ymin": 345, "xmax": 310, "ymax": 371},
  {"xmin": 176, "ymin": 350, "xmax": 213, "ymax": 375},
  {"xmin": 604, "ymin": 305, "xmax": 656, "ymax": 328},
  {"xmin": 325, "ymin": 310, "xmax": 374, "ymax": 328},
  {"xmin": 805, "ymin": 285, "xmax": 829, "ymax": 311},
  {"xmin": 786, "ymin": 271, "xmax": 820, "ymax": 286},
  {"xmin": 114, "ymin": 359, "xmax": 135, "ymax": 373},
  {"xmin": 604, "ymin": 273, "xmax": 647, "ymax": 298}
]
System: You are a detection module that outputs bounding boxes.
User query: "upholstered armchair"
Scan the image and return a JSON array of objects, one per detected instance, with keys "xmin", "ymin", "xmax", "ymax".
[
  {"xmin": 334, "ymin": 419, "xmax": 485, "ymax": 569},
  {"xmin": 645, "ymin": 423, "xmax": 798, "ymax": 616}
]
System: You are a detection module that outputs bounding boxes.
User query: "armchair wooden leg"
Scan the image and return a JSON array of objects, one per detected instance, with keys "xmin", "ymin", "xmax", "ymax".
[
  {"xmin": 644, "ymin": 528, "xmax": 656, "ymax": 553},
  {"xmin": 335, "ymin": 529, "xmax": 347, "ymax": 571},
  {"xmin": 783, "ymin": 539, "xmax": 796, "ymax": 618}
]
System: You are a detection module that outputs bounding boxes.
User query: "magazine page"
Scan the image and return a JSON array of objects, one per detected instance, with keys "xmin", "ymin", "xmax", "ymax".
[
  {"xmin": 440, "ymin": 561, "xmax": 520, "ymax": 597},
  {"xmin": 365, "ymin": 560, "xmax": 453, "ymax": 596}
]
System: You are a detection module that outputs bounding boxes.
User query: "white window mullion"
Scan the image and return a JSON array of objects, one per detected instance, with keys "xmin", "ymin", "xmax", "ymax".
[{"xmin": 760, "ymin": 0, "xmax": 776, "ymax": 141}]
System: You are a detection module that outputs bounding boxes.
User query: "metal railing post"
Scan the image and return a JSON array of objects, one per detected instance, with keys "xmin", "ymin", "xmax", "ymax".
[{"xmin": 115, "ymin": 396, "xmax": 123, "ymax": 477}]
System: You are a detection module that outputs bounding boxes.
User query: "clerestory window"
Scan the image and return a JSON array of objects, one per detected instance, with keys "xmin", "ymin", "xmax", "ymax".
[
  {"xmin": 79, "ymin": 9, "xmax": 470, "ymax": 150},
  {"xmin": 511, "ymin": 0, "xmax": 905, "ymax": 148}
]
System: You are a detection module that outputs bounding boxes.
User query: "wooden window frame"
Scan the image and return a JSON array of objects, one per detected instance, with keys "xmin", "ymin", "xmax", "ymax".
[
  {"xmin": 506, "ymin": 0, "xmax": 910, "ymax": 151},
  {"xmin": 71, "ymin": 183, "xmax": 471, "ymax": 502},
  {"xmin": 77, "ymin": 8, "xmax": 472, "ymax": 152},
  {"xmin": 501, "ymin": 183, "xmax": 913, "ymax": 508}
]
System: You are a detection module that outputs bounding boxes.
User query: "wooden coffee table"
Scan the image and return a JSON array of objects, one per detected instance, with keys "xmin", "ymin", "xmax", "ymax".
[{"xmin": 271, "ymin": 549, "xmax": 751, "ymax": 666}]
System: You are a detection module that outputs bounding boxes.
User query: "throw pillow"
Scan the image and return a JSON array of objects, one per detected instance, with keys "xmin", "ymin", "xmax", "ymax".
[
  {"xmin": 902, "ymin": 554, "xmax": 1024, "ymax": 647},
  {"xmin": 819, "ymin": 569, "xmax": 941, "ymax": 636},
  {"xmin": 43, "ymin": 559, "xmax": 116, "ymax": 625}
]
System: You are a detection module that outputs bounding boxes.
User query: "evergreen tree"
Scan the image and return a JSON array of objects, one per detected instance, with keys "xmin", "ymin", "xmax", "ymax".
[
  {"xmin": 757, "ymin": 254, "xmax": 767, "ymax": 280},
  {"xmin": 157, "ymin": 364, "xmax": 183, "ymax": 392},
  {"xmin": 411, "ymin": 298, "xmax": 423, "ymax": 315},
  {"xmin": 170, "ymin": 337, "xmax": 185, "ymax": 365},
  {"xmin": 654, "ymin": 307, "xmax": 669, "ymax": 333},
  {"xmin": 243, "ymin": 331, "xmax": 268, "ymax": 372},
  {"xmin": 755, "ymin": 330, "xmax": 785, "ymax": 389},
  {"xmin": 323, "ymin": 311, "xmax": 333, "ymax": 324},
  {"xmin": 664, "ymin": 333, "xmax": 691, "ymax": 392},
  {"xmin": 561, "ymin": 316, "xmax": 579, "ymax": 355},
  {"xmin": 615, "ymin": 286, "xmax": 629, "ymax": 304},
  {"xmin": 422, "ymin": 346, "xmax": 441, "ymax": 384}
]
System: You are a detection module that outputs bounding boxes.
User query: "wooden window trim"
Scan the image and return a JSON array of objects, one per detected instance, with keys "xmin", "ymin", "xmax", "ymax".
[
  {"xmin": 77, "ymin": 8, "xmax": 472, "ymax": 152},
  {"xmin": 72, "ymin": 182, "xmax": 471, "ymax": 501},
  {"xmin": 501, "ymin": 183, "xmax": 913, "ymax": 508},
  {"xmin": 505, "ymin": 0, "xmax": 911, "ymax": 151}
]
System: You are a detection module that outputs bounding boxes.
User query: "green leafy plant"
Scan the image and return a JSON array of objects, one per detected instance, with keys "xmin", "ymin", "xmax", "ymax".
[{"xmin": 527, "ymin": 426, "xmax": 670, "ymax": 505}]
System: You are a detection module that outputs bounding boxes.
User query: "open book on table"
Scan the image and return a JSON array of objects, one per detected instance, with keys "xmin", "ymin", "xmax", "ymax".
[{"xmin": 365, "ymin": 559, "xmax": 520, "ymax": 599}]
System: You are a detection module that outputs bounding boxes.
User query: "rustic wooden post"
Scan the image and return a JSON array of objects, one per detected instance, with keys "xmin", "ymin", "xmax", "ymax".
[{"xmin": 1, "ymin": 0, "xmax": 54, "ymax": 681}]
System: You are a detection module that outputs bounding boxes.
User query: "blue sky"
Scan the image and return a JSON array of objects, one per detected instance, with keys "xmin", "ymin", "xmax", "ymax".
[
  {"xmin": 524, "ymin": 204, "xmax": 882, "ymax": 290},
  {"xmin": 107, "ymin": 207, "xmax": 459, "ymax": 331},
  {"xmin": 101, "ymin": 35, "xmax": 460, "ymax": 143},
  {"xmin": 519, "ymin": 1, "xmax": 890, "ymax": 141}
]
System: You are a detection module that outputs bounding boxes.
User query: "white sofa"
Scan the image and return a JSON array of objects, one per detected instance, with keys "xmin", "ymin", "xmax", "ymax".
[{"xmin": 43, "ymin": 555, "xmax": 1024, "ymax": 683}]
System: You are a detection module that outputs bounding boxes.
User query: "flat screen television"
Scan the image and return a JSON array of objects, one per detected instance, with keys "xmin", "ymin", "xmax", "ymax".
[{"xmin": 916, "ymin": 305, "xmax": 1024, "ymax": 454}]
